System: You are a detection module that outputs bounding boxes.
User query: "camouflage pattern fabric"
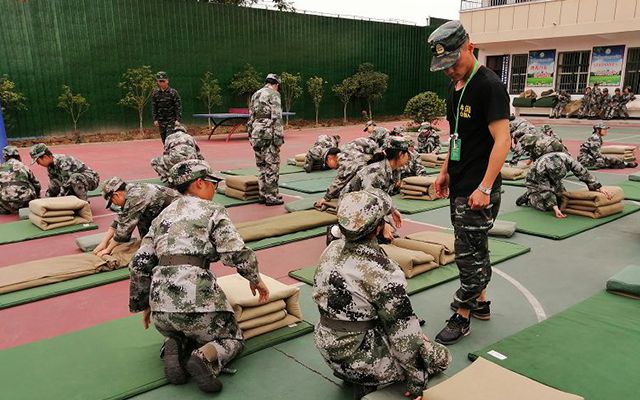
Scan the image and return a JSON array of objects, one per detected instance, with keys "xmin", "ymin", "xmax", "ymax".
[
  {"xmin": 248, "ymin": 85, "xmax": 284, "ymax": 203},
  {"xmin": 589, "ymin": 86, "xmax": 602, "ymax": 117},
  {"xmin": 398, "ymin": 149, "xmax": 428, "ymax": 180},
  {"xmin": 417, "ymin": 128, "xmax": 441, "ymax": 154},
  {"xmin": 577, "ymin": 91, "xmax": 593, "ymax": 118},
  {"xmin": 341, "ymin": 159, "xmax": 397, "ymax": 198},
  {"xmin": 518, "ymin": 152, "xmax": 601, "ymax": 211},
  {"xmin": 110, "ymin": 183, "xmax": 181, "ymax": 243},
  {"xmin": 152, "ymin": 87, "xmax": 182, "ymax": 142},
  {"xmin": 619, "ymin": 93, "xmax": 636, "ymax": 118},
  {"xmin": 0, "ymin": 159, "xmax": 41, "ymax": 214},
  {"xmin": 578, "ymin": 133, "xmax": 627, "ymax": 169},
  {"xmin": 313, "ymin": 238, "xmax": 451, "ymax": 395},
  {"xmin": 46, "ymin": 154, "xmax": 99, "ymax": 200},
  {"xmin": 509, "ymin": 117, "xmax": 538, "ymax": 165},
  {"xmin": 449, "ymin": 191, "xmax": 500, "ymax": 310},
  {"xmin": 151, "ymin": 131, "xmax": 205, "ymax": 182},
  {"xmin": 152, "ymin": 311, "xmax": 243, "ymax": 376},
  {"xmin": 604, "ymin": 94, "xmax": 622, "ymax": 119},
  {"xmin": 550, "ymin": 92, "xmax": 571, "ymax": 118},
  {"xmin": 520, "ymin": 133, "xmax": 568, "ymax": 162},
  {"xmin": 304, "ymin": 134, "xmax": 340, "ymax": 172},
  {"xmin": 128, "ymin": 195, "xmax": 260, "ymax": 314}
]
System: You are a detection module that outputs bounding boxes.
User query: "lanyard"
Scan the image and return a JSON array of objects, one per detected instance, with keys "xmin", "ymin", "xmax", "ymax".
[{"xmin": 452, "ymin": 60, "xmax": 479, "ymax": 136}]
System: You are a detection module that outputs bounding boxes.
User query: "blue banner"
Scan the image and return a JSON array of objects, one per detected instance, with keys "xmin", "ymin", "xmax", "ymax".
[{"xmin": 0, "ymin": 106, "xmax": 8, "ymax": 163}]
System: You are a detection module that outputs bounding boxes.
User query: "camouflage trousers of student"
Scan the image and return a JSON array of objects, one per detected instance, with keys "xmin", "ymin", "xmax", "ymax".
[
  {"xmin": 46, "ymin": 173, "xmax": 99, "ymax": 200},
  {"xmin": 0, "ymin": 186, "xmax": 38, "ymax": 214},
  {"xmin": 449, "ymin": 190, "xmax": 501, "ymax": 310},
  {"xmin": 254, "ymin": 142, "xmax": 281, "ymax": 203},
  {"xmin": 158, "ymin": 120, "xmax": 176, "ymax": 144},
  {"xmin": 577, "ymin": 154, "xmax": 627, "ymax": 170},
  {"xmin": 152, "ymin": 311, "xmax": 244, "ymax": 376},
  {"xmin": 550, "ymin": 102, "xmax": 567, "ymax": 118}
]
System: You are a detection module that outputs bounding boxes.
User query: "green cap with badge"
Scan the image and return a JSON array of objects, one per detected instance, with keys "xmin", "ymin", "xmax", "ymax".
[
  {"xmin": 427, "ymin": 20, "xmax": 470, "ymax": 72},
  {"xmin": 156, "ymin": 71, "xmax": 168, "ymax": 80},
  {"xmin": 169, "ymin": 159, "xmax": 223, "ymax": 187},
  {"xmin": 29, "ymin": 143, "xmax": 49, "ymax": 164},
  {"xmin": 102, "ymin": 176, "xmax": 127, "ymax": 209}
]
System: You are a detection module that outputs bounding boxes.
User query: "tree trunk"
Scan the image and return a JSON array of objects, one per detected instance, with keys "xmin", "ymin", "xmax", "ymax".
[
  {"xmin": 138, "ymin": 109, "xmax": 144, "ymax": 132},
  {"xmin": 343, "ymin": 103, "xmax": 348, "ymax": 124},
  {"xmin": 207, "ymin": 105, "xmax": 212, "ymax": 128},
  {"xmin": 285, "ymin": 105, "xmax": 290, "ymax": 126},
  {"xmin": 368, "ymin": 101, "xmax": 372, "ymax": 119},
  {"xmin": 315, "ymin": 107, "xmax": 319, "ymax": 126}
]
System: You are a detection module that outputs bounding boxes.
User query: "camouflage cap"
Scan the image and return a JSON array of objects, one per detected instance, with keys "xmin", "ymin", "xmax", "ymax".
[
  {"xmin": 102, "ymin": 176, "xmax": 126, "ymax": 209},
  {"xmin": 427, "ymin": 20, "xmax": 469, "ymax": 72},
  {"xmin": 29, "ymin": 143, "xmax": 49, "ymax": 164},
  {"xmin": 370, "ymin": 127, "xmax": 390, "ymax": 148},
  {"xmin": 156, "ymin": 71, "xmax": 168, "ymax": 80},
  {"xmin": 388, "ymin": 136, "xmax": 409, "ymax": 153},
  {"xmin": 169, "ymin": 159, "xmax": 222, "ymax": 187},
  {"xmin": 265, "ymin": 73, "xmax": 281, "ymax": 84},
  {"xmin": 593, "ymin": 122, "xmax": 609, "ymax": 130},
  {"xmin": 520, "ymin": 133, "xmax": 538, "ymax": 150},
  {"xmin": 418, "ymin": 122, "xmax": 432, "ymax": 132},
  {"xmin": 540, "ymin": 124, "xmax": 552, "ymax": 133},
  {"xmin": 173, "ymin": 122, "xmax": 188, "ymax": 133},
  {"xmin": 390, "ymin": 126, "xmax": 405, "ymax": 136},
  {"xmin": 363, "ymin": 120, "xmax": 376, "ymax": 132},
  {"xmin": 337, "ymin": 189, "xmax": 392, "ymax": 241},
  {"xmin": 2, "ymin": 145, "xmax": 20, "ymax": 158}
]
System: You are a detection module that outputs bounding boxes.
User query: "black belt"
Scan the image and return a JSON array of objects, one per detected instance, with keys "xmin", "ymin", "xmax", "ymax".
[
  {"xmin": 158, "ymin": 255, "xmax": 209, "ymax": 268},
  {"xmin": 319, "ymin": 313, "xmax": 376, "ymax": 332}
]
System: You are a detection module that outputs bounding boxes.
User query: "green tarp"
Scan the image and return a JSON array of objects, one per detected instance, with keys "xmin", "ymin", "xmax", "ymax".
[{"xmin": 615, "ymin": 181, "xmax": 640, "ymax": 201}]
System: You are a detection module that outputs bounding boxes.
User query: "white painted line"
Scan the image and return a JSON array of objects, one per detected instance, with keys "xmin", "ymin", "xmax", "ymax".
[
  {"xmin": 494, "ymin": 267, "xmax": 547, "ymax": 322},
  {"xmin": 93, "ymin": 213, "xmax": 116, "ymax": 219},
  {"xmin": 402, "ymin": 218, "xmax": 450, "ymax": 231},
  {"xmin": 607, "ymin": 134, "xmax": 640, "ymax": 142}
]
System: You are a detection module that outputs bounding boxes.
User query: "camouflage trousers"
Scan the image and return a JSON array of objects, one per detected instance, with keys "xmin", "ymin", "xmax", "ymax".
[
  {"xmin": 158, "ymin": 120, "xmax": 175, "ymax": 143},
  {"xmin": 314, "ymin": 323, "xmax": 451, "ymax": 390},
  {"xmin": 604, "ymin": 106, "xmax": 619, "ymax": 120},
  {"xmin": 578, "ymin": 154, "xmax": 627, "ymax": 170},
  {"xmin": 254, "ymin": 142, "xmax": 281, "ymax": 203},
  {"xmin": 46, "ymin": 172, "xmax": 99, "ymax": 200},
  {"xmin": 550, "ymin": 102, "xmax": 567, "ymax": 118},
  {"xmin": 152, "ymin": 311, "xmax": 244, "ymax": 376},
  {"xmin": 518, "ymin": 185, "xmax": 562, "ymax": 211},
  {"xmin": 0, "ymin": 186, "xmax": 38, "ymax": 214},
  {"xmin": 620, "ymin": 104, "xmax": 630, "ymax": 118},
  {"xmin": 150, "ymin": 154, "xmax": 184, "ymax": 182},
  {"xmin": 449, "ymin": 190, "xmax": 501, "ymax": 310}
]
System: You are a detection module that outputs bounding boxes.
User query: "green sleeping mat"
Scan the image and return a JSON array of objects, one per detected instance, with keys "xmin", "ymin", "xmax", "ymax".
[
  {"xmin": 0, "ymin": 220, "xmax": 98, "ymax": 245},
  {"xmin": 284, "ymin": 195, "xmax": 449, "ymax": 215},
  {"xmin": 606, "ymin": 264, "xmax": 640, "ymax": 298},
  {"xmin": 222, "ymin": 165, "xmax": 304, "ymax": 176},
  {"xmin": 615, "ymin": 180, "xmax": 640, "ymax": 201}
]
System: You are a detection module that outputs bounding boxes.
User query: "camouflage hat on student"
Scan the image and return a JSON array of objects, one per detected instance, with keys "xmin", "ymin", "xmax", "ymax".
[{"xmin": 337, "ymin": 189, "xmax": 392, "ymax": 241}]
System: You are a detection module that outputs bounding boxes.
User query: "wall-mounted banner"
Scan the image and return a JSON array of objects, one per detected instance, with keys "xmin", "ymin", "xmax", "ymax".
[
  {"xmin": 589, "ymin": 45, "xmax": 625, "ymax": 86},
  {"xmin": 526, "ymin": 50, "xmax": 555, "ymax": 87}
]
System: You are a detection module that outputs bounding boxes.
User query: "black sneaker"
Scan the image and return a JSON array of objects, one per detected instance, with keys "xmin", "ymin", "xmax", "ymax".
[
  {"xmin": 265, "ymin": 199, "xmax": 284, "ymax": 206},
  {"xmin": 185, "ymin": 349, "xmax": 223, "ymax": 393},
  {"xmin": 435, "ymin": 313, "xmax": 470, "ymax": 345},
  {"xmin": 353, "ymin": 384, "xmax": 377, "ymax": 400},
  {"xmin": 450, "ymin": 300, "xmax": 491, "ymax": 320},
  {"xmin": 625, "ymin": 162, "xmax": 638, "ymax": 168},
  {"xmin": 161, "ymin": 337, "xmax": 187, "ymax": 385},
  {"xmin": 515, "ymin": 193, "xmax": 529, "ymax": 207}
]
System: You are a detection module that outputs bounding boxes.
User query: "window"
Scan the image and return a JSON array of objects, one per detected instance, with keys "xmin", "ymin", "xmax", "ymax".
[
  {"xmin": 623, "ymin": 47, "xmax": 640, "ymax": 93},
  {"xmin": 556, "ymin": 51, "xmax": 590, "ymax": 94},
  {"xmin": 509, "ymin": 54, "xmax": 528, "ymax": 94},
  {"xmin": 486, "ymin": 55, "xmax": 510, "ymax": 87}
]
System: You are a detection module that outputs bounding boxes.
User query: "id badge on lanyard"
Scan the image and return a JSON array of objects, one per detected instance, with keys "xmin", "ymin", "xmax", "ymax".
[{"xmin": 449, "ymin": 61, "xmax": 479, "ymax": 162}]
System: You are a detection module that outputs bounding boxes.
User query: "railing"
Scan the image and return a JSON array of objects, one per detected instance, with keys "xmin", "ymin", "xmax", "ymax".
[{"xmin": 461, "ymin": 0, "xmax": 544, "ymax": 11}]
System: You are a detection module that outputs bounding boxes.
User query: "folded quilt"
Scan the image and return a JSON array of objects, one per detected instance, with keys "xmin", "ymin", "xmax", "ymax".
[
  {"xmin": 400, "ymin": 176, "xmax": 438, "ymax": 200},
  {"xmin": 223, "ymin": 187, "xmax": 260, "ymax": 201},
  {"xmin": 224, "ymin": 175, "xmax": 259, "ymax": 192},
  {"xmin": 217, "ymin": 274, "xmax": 302, "ymax": 339},
  {"xmin": 488, "ymin": 220, "xmax": 517, "ymax": 238},
  {"xmin": 380, "ymin": 244, "xmax": 438, "ymax": 278},
  {"xmin": 606, "ymin": 265, "xmax": 640, "ymax": 299},
  {"xmin": 420, "ymin": 160, "xmax": 438, "ymax": 168},
  {"xmin": 235, "ymin": 210, "xmax": 337, "ymax": 242},
  {"xmin": 403, "ymin": 231, "xmax": 456, "ymax": 265},
  {"xmin": 501, "ymin": 166, "xmax": 528, "ymax": 180},
  {"xmin": 419, "ymin": 153, "xmax": 446, "ymax": 163},
  {"xmin": 294, "ymin": 153, "xmax": 307, "ymax": 162},
  {"xmin": 401, "ymin": 194, "xmax": 439, "ymax": 200},
  {"xmin": 601, "ymin": 145, "xmax": 637, "ymax": 154},
  {"xmin": 561, "ymin": 186, "xmax": 624, "ymax": 208},
  {"xmin": 28, "ymin": 196, "xmax": 93, "ymax": 230},
  {"xmin": 0, "ymin": 240, "xmax": 140, "ymax": 294},
  {"xmin": 287, "ymin": 158, "xmax": 297, "ymax": 166},
  {"xmin": 563, "ymin": 202, "xmax": 624, "ymax": 219}
]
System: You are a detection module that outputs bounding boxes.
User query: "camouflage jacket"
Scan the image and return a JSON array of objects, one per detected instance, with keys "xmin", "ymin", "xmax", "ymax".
[
  {"xmin": 151, "ymin": 87, "xmax": 182, "ymax": 122},
  {"xmin": 305, "ymin": 134, "xmax": 340, "ymax": 172},
  {"xmin": 600, "ymin": 94, "xmax": 611, "ymax": 108},
  {"xmin": 609, "ymin": 94, "xmax": 623, "ymax": 107},
  {"xmin": 416, "ymin": 131, "xmax": 441, "ymax": 154},
  {"xmin": 578, "ymin": 133, "xmax": 603, "ymax": 160},
  {"xmin": 341, "ymin": 159, "xmax": 396, "ymax": 197},
  {"xmin": 0, "ymin": 159, "xmax": 41, "ymax": 198},
  {"xmin": 313, "ymin": 239, "xmax": 434, "ymax": 394},
  {"xmin": 526, "ymin": 135, "xmax": 568, "ymax": 161},
  {"xmin": 129, "ymin": 195, "xmax": 260, "ymax": 313},
  {"xmin": 621, "ymin": 93, "xmax": 636, "ymax": 106},
  {"xmin": 398, "ymin": 149, "xmax": 428, "ymax": 180},
  {"xmin": 111, "ymin": 183, "xmax": 181, "ymax": 243},
  {"xmin": 47, "ymin": 154, "xmax": 98, "ymax": 191},
  {"xmin": 248, "ymin": 85, "xmax": 283, "ymax": 147},
  {"xmin": 527, "ymin": 152, "xmax": 601, "ymax": 195},
  {"xmin": 163, "ymin": 131, "xmax": 205, "ymax": 164},
  {"xmin": 324, "ymin": 137, "xmax": 381, "ymax": 201},
  {"xmin": 556, "ymin": 92, "xmax": 571, "ymax": 105}
]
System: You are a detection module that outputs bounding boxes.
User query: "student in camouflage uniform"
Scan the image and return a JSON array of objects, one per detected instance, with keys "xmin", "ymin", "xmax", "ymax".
[
  {"xmin": 92, "ymin": 176, "xmax": 181, "ymax": 257},
  {"xmin": 152, "ymin": 71, "xmax": 182, "ymax": 143},
  {"xmin": 416, "ymin": 121, "xmax": 441, "ymax": 154},
  {"xmin": 248, "ymin": 73, "xmax": 284, "ymax": 206},
  {"xmin": 518, "ymin": 133, "xmax": 568, "ymax": 163},
  {"xmin": 620, "ymin": 86, "xmax": 636, "ymax": 119},
  {"xmin": 604, "ymin": 88, "xmax": 622, "ymax": 120},
  {"xmin": 313, "ymin": 190, "xmax": 451, "ymax": 399},
  {"xmin": 588, "ymin": 83, "xmax": 603, "ymax": 119},
  {"xmin": 598, "ymin": 88, "xmax": 611, "ymax": 119},
  {"xmin": 29, "ymin": 143, "xmax": 99, "ymax": 200},
  {"xmin": 0, "ymin": 146, "xmax": 40, "ymax": 214},
  {"xmin": 578, "ymin": 123, "xmax": 637, "ymax": 169},
  {"xmin": 128, "ymin": 159, "xmax": 270, "ymax": 393},
  {"xmin": 363, "ymin": 120, "xmax": 376, "ymax": 133},
  {"xmin": 516, "ymin": 152, "xmax": 610, "ymax": 218},
  {"xmin": 303, "ymin": 134, "xmax": 341, "ymax": 173},
  {"xmin": 577, "ymin": 87, "xmax": 593, "ymax": 119},
  {"xmin": 508, "ymin": 117, "xmax": 538, "ymax": 166},
  {"xmin": 550, "ymin": 90, "xmax": 571, "ymax": 118},
  {"xmin": 151, "ymin": 123, "xmax": 205, "ymax": 183},
  {"xmin": 398, "ymin": 136, "xmax": 428, "ymax": 180},
  {"xmin": 390, "ymin": 126, "xmax": 405, "ymax": 136}
]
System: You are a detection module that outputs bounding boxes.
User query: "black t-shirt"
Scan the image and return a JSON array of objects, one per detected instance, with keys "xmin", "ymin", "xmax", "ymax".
[{"xmin": 446, "ymin": 65, "xmax": 510, "ymax": 198}]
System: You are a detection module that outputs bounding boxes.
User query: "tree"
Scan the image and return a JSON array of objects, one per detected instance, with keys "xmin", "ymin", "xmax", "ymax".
[
  {"xmin": 204, "ymin": 0, "xmax": 294, "ymax": 11},
  {"xmin": 332, "ymin": 76, "xmax": 357, "ymax": 124},
  {"xmin": 280, "ymin": 72, "xmax": 302, "ymax": 125},
  {"xmin": 353, "ymin": 63, "xmax": 388, "ymax": 119},
  {"xmin": 229, "ymin": 64, "xmax": 262, "ymax": 107},
  {"xmin": 118, "ymin": 65, "xmax": 156, "ymax": 132},
  {"xmin": 0, "ymin": 75, "xmax": 27, "ymax": 131},
  {"xmin": 307, "ymin": 76, "xmax": 325, "ymax": 126},
  {"xmin": 199, "ymin": 71, "xmax": 222, "ymax": 127},
  {"xmin": 404, "ymin": 91, "xmax": 446, "ymax": 124},
  {"xmin": 57, "ymin": 85, "xmax": 90, "ymax": 132}
]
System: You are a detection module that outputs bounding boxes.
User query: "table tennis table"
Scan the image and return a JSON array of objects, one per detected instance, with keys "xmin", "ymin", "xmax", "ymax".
[{"xmin": 193, "ymin": 111, "xmax": 296, "ymax": 141}]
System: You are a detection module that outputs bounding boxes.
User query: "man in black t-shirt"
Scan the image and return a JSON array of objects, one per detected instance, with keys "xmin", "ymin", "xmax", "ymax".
[{"xmin": 428, "ymin": 21, "xmax": 511, "ymax": 345}]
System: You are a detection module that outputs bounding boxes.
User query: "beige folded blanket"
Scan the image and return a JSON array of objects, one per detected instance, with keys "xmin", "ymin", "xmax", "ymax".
[
  {"xmin": 501, "ymin": 166, "xmax": 528, "ymax": 180},
  {"xmin": 236, "ymin": 210, "xmax": 337, "ymax": 242},
  {"xmin": 608, "ymin": 153, "xmax": 636, "ymax": 161},
  {"xmin": 224, "ymin": 175, "xmax": 259, "ymax": 192},
  {"xmin": 314, "ymin": 199, "xmax": 338, "ymax": 215},
  {"xmin": 217, "ymin": 274, "xmax": 302, "ymax": 339},
  {"xmin": 563, "ymin": 202, "xmax": 624, "ymax": 219},
  {"xmin": 403, "ymin": 231, "xmax": 456, "ymax": 265},
  {"xmin": 420, "ymin": 160, "xmax": 438, "ymax": 168},
  {"xmin": 0, "ymin": 240, "xmax": 140, "ymax": 294},
  {"xmin": 380, "ymin": 244, "xmax": 438, "ymax": 278},
  {"xmin": 403, "ymin": 176, "xmax": 436, "ymax": 187},
  {"xmin": 560, "ymin": 186, "xmax": 624, "ymax": 208},
  {"xmin": 28, "ymin": 196, "xmax": 93, "ymax": 230},
  {"xmin": 294, "ymin": 153, "xmax": 307, "ymax": 162},
  {"xmin": 223, "ymin": 187, "xmax": 260, "ymax": 201},
  {"xmin": 419, "ymin": 153, "xmax": 446, "ymax": 162},
  {"xmin": 601, "ymin": 145, "xmax": 637, "ymax": 154},
  {"xmin": 400, "ymin": 176, "xmax": 438, "ymax": 200}
]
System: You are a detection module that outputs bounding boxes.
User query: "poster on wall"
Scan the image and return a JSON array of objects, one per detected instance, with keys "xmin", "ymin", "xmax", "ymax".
[
  {"xmin": 589, "ymin": 45, "xmax": 625, "ymax": 86},
  {"xmin": 526, "ymin": 50, "xmax": 555, "ymax": 87}
]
